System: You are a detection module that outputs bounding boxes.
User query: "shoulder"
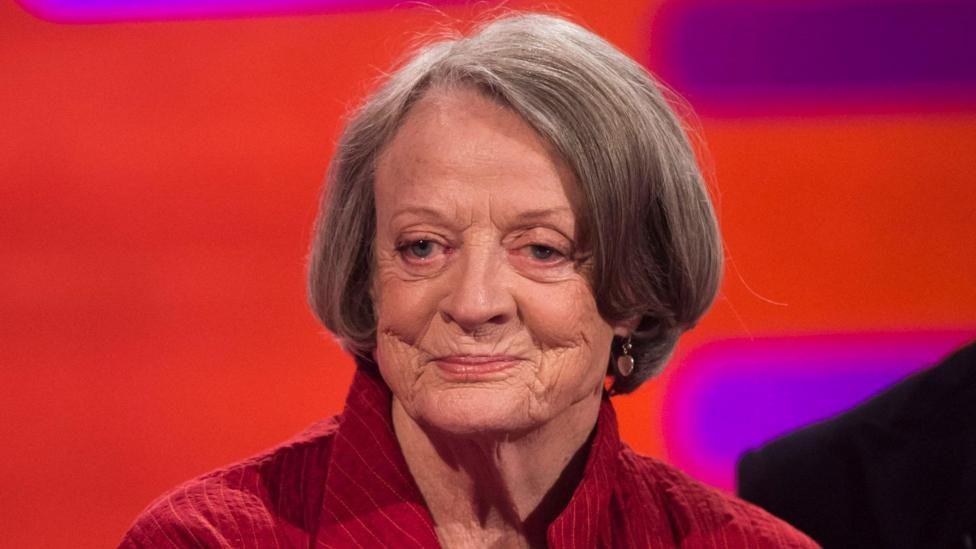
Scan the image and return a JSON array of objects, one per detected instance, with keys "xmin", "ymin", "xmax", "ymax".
[
  {"xmin": 120, "ymin": 416, "xmax": 340, "ymax": 548},
  {"xmin": 737, "ymin": 412, "xmax": 851, "ymax": 510},
  {"xmin": 616, "ymin": 447, "xmax": 818, "ymax": 548},
  {"xmin": 739, "ymin": 341, "xmax": 976, "ymax": 504}
]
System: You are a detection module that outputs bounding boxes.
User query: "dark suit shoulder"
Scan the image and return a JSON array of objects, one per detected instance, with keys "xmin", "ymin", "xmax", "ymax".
[
  {"xmin": 120, "ymin": 416, "xmax": 339, "ymax": 548},
  {"xmin": 740, "ymin": 340, "xmax": 976, "ymax": 494},
  {"xmin": 888, "ymin": 340, "xmax": 976, "ymax": 432},
  {"xmin": 737, "ymin": 340, "xmax": 976, "ymax": 548}
]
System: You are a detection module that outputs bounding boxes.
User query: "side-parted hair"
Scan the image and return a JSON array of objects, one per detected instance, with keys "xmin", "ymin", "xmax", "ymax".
[{"xmin": 308, "ymin": 12, "xmax": 722, "ymax": 394}]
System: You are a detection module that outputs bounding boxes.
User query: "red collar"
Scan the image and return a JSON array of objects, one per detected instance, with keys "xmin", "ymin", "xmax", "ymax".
[{"xmin": 314, "ymin": 367, "xmax": 621, "ymax": 548}]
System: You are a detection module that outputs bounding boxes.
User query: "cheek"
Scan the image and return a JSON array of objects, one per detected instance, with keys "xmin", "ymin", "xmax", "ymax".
[
  {"xmin": 519, "ymin": 280, "xmax": 611, "ymax": 350},
  {"xmin": 372, "ymin": 260, "xmax": 444, "ymax": 392},
  {"xmin": 372, "ymin": 255, "xmax": 439, "ymax": 338},
  {"xmin": 518, "ymin": 281, "xmax": 613, "ymax": 403}
]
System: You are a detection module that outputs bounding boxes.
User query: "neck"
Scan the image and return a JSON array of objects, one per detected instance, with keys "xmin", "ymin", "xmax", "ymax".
[{"xmin": 392, "ymin": 395, "xmax": 602, "ymax": 549}]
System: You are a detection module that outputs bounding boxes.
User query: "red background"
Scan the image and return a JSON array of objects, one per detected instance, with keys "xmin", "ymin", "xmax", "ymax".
[{"xmin": 1, "ymin": 0, "xmax": 974, "ymax": 546}]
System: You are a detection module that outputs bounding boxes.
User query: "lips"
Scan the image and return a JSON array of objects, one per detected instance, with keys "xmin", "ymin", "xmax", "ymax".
[{"xmin": 432, "ymin": 355, "xmax": 522, "ymax": 377}]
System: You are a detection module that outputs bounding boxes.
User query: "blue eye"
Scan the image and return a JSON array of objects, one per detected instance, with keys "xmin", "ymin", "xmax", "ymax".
[
  {"xmin": 529, "ymin": 245, "xmax": 557, "ymax": 260},
  {"xmin": 408, "ymin": 240, "xmax": 435, "ymax": 258}
]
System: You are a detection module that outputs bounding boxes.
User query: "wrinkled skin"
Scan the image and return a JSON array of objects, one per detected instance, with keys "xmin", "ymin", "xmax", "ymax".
[
  {"xmin": 371, "ymin": 85, "xmax": 634, "ymax": 547},
  {"xmin": 372, "ymin": 86, "xmax": 630, "ymax": 440}
]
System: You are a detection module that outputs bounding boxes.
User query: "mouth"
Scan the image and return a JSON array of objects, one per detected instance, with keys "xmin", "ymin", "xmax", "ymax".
[{"xmin": 432, "ymin": 354, "xmax": 522, "ymax": 379}]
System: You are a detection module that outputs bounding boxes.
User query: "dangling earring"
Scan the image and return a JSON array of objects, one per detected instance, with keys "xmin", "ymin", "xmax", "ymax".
[{"xmin": 616, "ymin": 336, "xmax": 634, "ymax": 377}]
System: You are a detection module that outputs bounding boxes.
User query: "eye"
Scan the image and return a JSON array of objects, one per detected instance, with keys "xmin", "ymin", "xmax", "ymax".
[
  {"xmin": 519, "ymin": 244, "xmax": 570, "ymax": 264},
  {"xmin": 407, "ymin": 240, "xmax": 436, "ymax": 259},
  {"xmin": 528, "ymin": 245, "xmax": 559, "ymax": 261},
  {"xmin": 396, "ymin": 239, "xmax": 447, "ymax": 264},
  {"xmin": 507, "ymin": 233, "xmax": 576, "ymax": 280}
]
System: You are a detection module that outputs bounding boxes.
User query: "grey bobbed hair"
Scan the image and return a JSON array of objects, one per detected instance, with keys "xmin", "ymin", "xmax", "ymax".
[{"xmin": 308, "ymin": 13, "xmax": 723, "ymax": 394}]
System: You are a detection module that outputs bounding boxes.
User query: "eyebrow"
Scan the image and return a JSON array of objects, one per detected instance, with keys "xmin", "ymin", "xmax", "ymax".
[
  {"xmin": 389, "ymin": 206, "xmax": 456, "ymax": 227},
  {"xmin": 387, "ymin": 205, "xmax": 576, "ymax": 233},
  {"xmin": 510, "ymin": 207, "xmax": 575, "ymax": 224}
]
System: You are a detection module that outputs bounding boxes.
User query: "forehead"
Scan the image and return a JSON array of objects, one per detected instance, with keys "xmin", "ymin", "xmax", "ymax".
[{"xmin": 374, "ymin": 87, "xmax": 581, "ymax": 225}]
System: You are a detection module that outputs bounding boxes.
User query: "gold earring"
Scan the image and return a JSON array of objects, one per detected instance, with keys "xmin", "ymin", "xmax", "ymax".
[{"xmin": 616, "ymin": 336, "xmax": 634, "ymax": 377}]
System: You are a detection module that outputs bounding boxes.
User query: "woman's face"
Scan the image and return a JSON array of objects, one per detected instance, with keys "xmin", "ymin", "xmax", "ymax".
[{"xmin": 372, "ymin": 87, "xmax": 626, "ymax": 437}]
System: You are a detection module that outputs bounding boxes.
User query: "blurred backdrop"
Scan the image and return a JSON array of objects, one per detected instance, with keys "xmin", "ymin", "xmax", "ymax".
[{"xmin": 1, "ymin": 0, "xmax": 974, "ymax": 546}]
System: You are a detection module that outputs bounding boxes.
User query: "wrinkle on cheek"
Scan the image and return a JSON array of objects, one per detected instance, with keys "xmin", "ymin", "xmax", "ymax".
[
  {"xmin": 374, "ymin": 264, "xmax": 440, "ymax": 364},
  {"xmin": 524, "ymin": 321, "xmax": 605, "ymax": 422},
  {"xmin": 520, "ymin": 280, "xmax": 595, "ymax": 345},
  {"xmin": 377, "ymin": 327, "xmax": 429, "ymax": 406},
  {"xmin": 374, "ymin": 252, "xmax": 411, "ymax": 284}
]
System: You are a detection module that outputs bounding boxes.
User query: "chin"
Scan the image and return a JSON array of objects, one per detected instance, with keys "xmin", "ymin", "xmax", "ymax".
[{"xmin": 413, "ymin": 385, "xmax": 542, "ymax": 437}]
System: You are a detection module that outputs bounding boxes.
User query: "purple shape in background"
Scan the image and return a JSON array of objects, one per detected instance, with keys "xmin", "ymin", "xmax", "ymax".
[
  {"xmin": 649, "ymin": 1, "xmax": 976, "ymax": 115},
  {"xmin": 663, "ymin": 332, "xmax": 975, "ymax": 490},
  {"xmin": 15, "ymin": 0, "xmax": 458, "ymax": 23}
]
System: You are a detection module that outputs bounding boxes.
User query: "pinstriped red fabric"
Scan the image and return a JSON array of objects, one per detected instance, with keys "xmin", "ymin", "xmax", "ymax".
[
  {"xmin": 314, "ymin": 367, "xmax": 439, "ymax": 548},
  {"xmin": 121, "ymin": 368, "xmax": 818, "ymax": 548}
]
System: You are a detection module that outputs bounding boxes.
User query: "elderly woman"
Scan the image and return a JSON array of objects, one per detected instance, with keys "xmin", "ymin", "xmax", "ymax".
[{"xmin": 122, "ymin": 13, "xmax": 815, "ymax": 548}]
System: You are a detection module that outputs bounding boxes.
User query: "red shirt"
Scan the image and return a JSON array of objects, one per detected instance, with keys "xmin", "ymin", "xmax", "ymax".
[{"xmin": 121, "ymin": 368, "xmax": 817, "ymax": 548}]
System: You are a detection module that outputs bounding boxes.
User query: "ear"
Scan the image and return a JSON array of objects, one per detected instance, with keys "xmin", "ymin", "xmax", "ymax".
[{"xmin": 611, "ymin": 316, "xmax": 641, "ymax": 338}]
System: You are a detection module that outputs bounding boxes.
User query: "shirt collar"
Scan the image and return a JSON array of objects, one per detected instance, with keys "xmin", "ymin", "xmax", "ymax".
[
  {"xmin": 547, "ymin": 391, "xmax": 620, "ymax": 548},
  {"xmin": 315, "ymin": 366, "xmax": 620, "ymax": 548}
]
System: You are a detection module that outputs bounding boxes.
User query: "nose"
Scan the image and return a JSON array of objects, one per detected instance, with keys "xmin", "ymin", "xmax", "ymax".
[{"xmin": 439, "ymin": 246, "xmax": 516, "ymax": 334}]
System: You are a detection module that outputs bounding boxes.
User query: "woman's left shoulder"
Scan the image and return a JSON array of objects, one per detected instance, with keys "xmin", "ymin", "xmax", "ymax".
[{"xmin": 615, "ymin": 447, "xmax": 820, "ymax": 548}]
